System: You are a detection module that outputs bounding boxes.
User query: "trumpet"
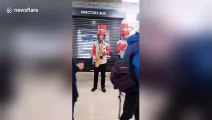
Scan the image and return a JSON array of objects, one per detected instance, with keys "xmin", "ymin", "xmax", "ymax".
[{"xmin": 95, "ymin": 43, "xmax": 104, "ymax": 68}]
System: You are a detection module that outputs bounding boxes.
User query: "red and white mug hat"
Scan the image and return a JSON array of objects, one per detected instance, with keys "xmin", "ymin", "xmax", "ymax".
[
  {"xmin": 98, "ymin": 24, "xmax": 107, "ymax": 35},
  {"xmin": 120, "ymin": 23, "xmax": 131, "ymax": 35}
]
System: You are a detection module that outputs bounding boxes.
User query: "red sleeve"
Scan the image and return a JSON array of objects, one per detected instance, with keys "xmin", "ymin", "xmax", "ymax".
[
  {"xmin": 122, "ymin": 44, "xmax": 127, "ymax": 50},
  {"xmin": 106, "ymin": 46, "xmax": 110, "ymax": 55},
  {"xmin": 117, "ymin": 43, "xmax": 122, "ymax": 52},
  {"xmin": 118, "ymin": 43, "xmax": 127, "ymax": 51},
  {"xmin": 92, "ymin": 44, "xmax": 96, "ymax": 57}
]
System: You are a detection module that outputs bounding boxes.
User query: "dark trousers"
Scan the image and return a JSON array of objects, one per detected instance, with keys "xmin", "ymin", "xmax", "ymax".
[
  {"xmin": 120, "ymin": 91, "xmax": 139, "ymax": 120},
  {"xmin": 93, "ymin": 64, "xmax": 106, "ymax": 88}
]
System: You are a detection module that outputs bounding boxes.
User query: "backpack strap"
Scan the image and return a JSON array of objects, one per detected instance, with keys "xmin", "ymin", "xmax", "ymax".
[
  {"xmin": 125, "ymin": 42, "xmax": 139, "ymax": 58},
  {"xmin": 125, "ymin": 42, "xmax": 139, "ymax": 84}
]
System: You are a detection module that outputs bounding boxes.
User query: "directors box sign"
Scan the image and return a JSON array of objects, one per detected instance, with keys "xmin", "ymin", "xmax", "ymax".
[
  {"xmin": 72, "ymin": 7, "xmax": 126, "ymax": 19},
  {"xmin": 80, "ymin": 10, "xmax": 107, "ymax": 16}
]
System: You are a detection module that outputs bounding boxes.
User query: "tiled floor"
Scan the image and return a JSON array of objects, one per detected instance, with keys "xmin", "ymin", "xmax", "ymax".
[
  {"xmin": 7, "ymin": 71, "xmax": 72, "ymax": 120},
  {"xmin": 74, "ymin": 72, "xmax": 127, "ymax": 120},
  {"xmin": 7, "ymin": 71, "xmax": 169, "ymax": 120},
  {"xmin": 6, "ymin": 71, "xmax": 137, "ymax": 120},
  {"xmin": 75, "ymin": 72, "xmax": 168, "ymax": 120}
]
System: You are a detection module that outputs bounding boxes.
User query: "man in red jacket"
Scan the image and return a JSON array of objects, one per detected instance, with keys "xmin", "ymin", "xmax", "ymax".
[
  {"xmin": 91, "ymin": 24, "xmax": 110, "ymax": 93},
  {"xmin": 117, "ymin": 23, "xmax": 131, "ymax": 58}
]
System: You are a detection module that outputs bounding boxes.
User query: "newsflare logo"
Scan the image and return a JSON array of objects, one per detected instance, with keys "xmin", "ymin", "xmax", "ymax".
[
  {"xmin": 7, "ymin": 7, "xmax": 13, "ymax": 13},
  {"xmin": 7, "ymin": 7, "xmax": 39, "ymax": 14}
]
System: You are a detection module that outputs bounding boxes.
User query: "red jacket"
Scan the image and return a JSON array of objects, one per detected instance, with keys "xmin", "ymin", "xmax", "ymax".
[{"xmin": 92, "ymin": 40, "xmax": 110, "ymax": 64}]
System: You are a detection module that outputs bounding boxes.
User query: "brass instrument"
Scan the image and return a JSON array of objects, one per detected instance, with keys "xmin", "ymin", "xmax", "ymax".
[{"xmin": 95, "ymin": 43, "xmax": 104, "ymax": 67}]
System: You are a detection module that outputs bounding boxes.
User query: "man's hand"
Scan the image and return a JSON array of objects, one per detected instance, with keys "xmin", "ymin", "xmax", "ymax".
[
  {"xmin": 118, "ymin": 43, "xmax": 127, "ymax": 51},
  {"xmin": 76, "ymin": 63, "xmax": 84, "ymax": 70},
  {"xmin": 92, "ymin": 56, "xmax": 96, "ymax": 60},
  {"xmin": 102, "ymin": 52, "xmax": 106, "ymax": 56},
  {"xmin": 123, "ymin": 44, "xmax": 127, "ymax": 50}
]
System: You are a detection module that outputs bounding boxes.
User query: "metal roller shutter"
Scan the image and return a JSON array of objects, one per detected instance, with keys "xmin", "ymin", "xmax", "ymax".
[{"xmin": 72, "ymin": 17, "xmax": 122, "ymax": 72}]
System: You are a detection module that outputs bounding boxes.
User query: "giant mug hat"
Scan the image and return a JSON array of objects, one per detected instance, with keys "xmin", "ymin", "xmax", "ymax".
[
  {"xmin": 98, "ymin": 24, "xmax": 107, "ymax": 35},
  {"xmin": 120, "ymin": 23, "xmax": 130, "ymax": 35}
]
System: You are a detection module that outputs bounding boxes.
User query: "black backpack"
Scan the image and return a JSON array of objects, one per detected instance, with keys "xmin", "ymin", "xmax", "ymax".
[{"xmin": 110, "ymin": 42, "xmax": 139, "ymax": 93}]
